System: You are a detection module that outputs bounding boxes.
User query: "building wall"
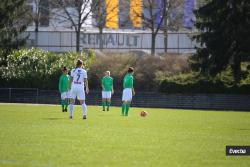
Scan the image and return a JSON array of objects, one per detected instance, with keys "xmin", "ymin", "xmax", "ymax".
[{"xmin": 24, "ymin": 31, "xmax": 196, "ymax": 53}]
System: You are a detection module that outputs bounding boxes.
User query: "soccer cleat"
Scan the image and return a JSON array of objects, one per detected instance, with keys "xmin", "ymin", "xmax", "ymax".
[
  {"xmin": 107, "ymin": 108, "xmax": 109, "ymax": 111},
  {"xmin": 83, "ymin": 115, "xmax": 87, "ymax": 119},
  {"xmin": 69, "ymin": 116, "xmax": 73, "ymax": 119},
  {"xmin": 65, "ymin": 109, "xmax": 68, "ymax": 112}
]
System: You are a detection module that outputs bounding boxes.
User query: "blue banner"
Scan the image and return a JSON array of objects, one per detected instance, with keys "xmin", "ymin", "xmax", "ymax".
[
  {"xmin": 183, "ymin": 0, "xmax": 195, "ymax": 28},
  {"xmin": 156, "ymin": 0, "xmax": 162, "ymax": 26}
]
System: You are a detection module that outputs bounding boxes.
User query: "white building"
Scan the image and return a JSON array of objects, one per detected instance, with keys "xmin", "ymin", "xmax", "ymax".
[
  {"xmin": 24, "ymin": 0, "xmax": 197, "ymax": 53},
  {"xmin": 26, "ymin": 0, "xmax": 93, "ymax": 31}
]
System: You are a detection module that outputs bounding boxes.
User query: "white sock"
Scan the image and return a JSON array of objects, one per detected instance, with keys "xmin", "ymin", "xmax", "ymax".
[
  {"xmin": 82, "ymin": 103, "xmax": 87, "ymax": 116},
  {"xmin": 70, "ymin": 104, "xmax": 74, "ymax": 117}
]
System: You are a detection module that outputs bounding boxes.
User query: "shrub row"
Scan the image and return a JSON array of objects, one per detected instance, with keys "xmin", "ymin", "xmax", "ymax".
[
  {"xmin": 160, "ymin": 80, "xmax": 250, "ymax": 94},
  {"xmin": 159, "ymin": 72, "xmax": 250, "ymax": 94},
  {"xmin": 88, "ymin": 53, "xmax": 190, "ymax": 91},
  {"xmin": 1, "ymin": 49, "xmax": 249, "ymax": 94},
  {"xmin": 0, "ymin": 48, "xmax": 95, "ymax": 89}
]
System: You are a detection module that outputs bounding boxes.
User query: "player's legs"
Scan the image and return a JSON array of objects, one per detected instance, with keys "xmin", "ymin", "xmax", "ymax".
[
  {"xmin": 61, "ymin": 92, "xmax": 67, "ymax": 112},
  {"xmin": 69, "ymin": 98, "xmax": 75, "ymax": 119},
  {"xmin": 125, "ymin": 101, "xmax": 131, "ymax": 116},
  {"xmin": 106, "ymin": 91, "xmax": 112, "ymax": 111},
  {"xmin": 77, "ymin": 89, "xmax": 87, "ymax": 119},
  {"xmin": 102, "ymin": 98, "xmax": 107, "ymax": 111},
  {"xmin": 69, "ymin": 88, "xmax": 77, "ymax": 119},
  {"xmin": 122, "ymin": 101, "xmax": 126, "ymax": 115},
  {"xmin": 79, "ymin": 100, "xmax": 87, "ymax": 119},
  {"xmin": 61, "ymin": 101, "xmax": 65, "ymax": 112},
  {"xmin": 121, "ymin": 89, "xmax": 132, "ymax": 116},
  {"xmin": 64, "ymin": 91, "xmax": 70, "ymax": 112},
  {"xmin": 64, "ymin": 98, "xmax": 69, "ymax": 112},
  {"xmin": 107, "ymin": 98, "xmax": 111, "ymax": 111},
  {"xmin": 121, "ymin": 89, "xmax": 126, "ymax": 115},
  {"xmin": 101, "ymin": 91, "xmax": 106, "ymax": 111},
  {"xmin": 121, "ymin": 101, "xmax": 131, "ymax": 116}
]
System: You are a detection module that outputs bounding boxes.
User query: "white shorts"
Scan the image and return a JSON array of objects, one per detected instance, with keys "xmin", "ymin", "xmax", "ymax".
[
  {"xmin": 102, "ymin": 91, "xmax": 112, "ymax": 99},
  {"xmin": 61, "ymin": 91, "xmax": 70, "ymax": 100},
  {"xmin": 70, "ymin": 87, "xmax": 85, "ymax": 100},
  {"xmin": 122, "ymin": 88, "xmax": 132, "ymax": 102}
]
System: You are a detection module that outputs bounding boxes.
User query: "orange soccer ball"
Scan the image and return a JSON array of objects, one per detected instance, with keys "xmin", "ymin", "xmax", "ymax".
[{"xmin": 140, "ymin": 111, "xmax": 147, "ymax": 117}]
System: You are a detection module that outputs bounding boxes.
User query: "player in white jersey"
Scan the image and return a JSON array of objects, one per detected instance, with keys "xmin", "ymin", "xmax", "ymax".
[{"xmin": 69, "ymin": 59, "xmax": 89, "ymax": 120}]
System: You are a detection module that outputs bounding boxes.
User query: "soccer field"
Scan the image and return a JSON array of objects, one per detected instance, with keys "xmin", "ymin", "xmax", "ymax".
[{"xmin": 0, "ymin": 104, "xmax": 249, "ymax": 167}]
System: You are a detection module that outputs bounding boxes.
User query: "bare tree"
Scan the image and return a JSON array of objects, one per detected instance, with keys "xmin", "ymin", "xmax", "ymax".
[
  {"xmin": 93, "ymin": 0, "xmax": 106, "ymax": 50},
  {"xmin": 51, "ymin": 0, "xmax": 97, "ymax": 52},
  {"xmin": 162, "ymin": 0, "xmax": 183, "ymax": 53},
  {"xmin": 26, "ymin": 0, "xmax": 50, "ymax": 47},
  {"xmin": 119, "ymin": 0, "xmax": 131, "ymax": 28},
  {"xmin": 139, "ymin": 0, "xmax": 167, "ymax": 55},
  {"xmin": 92, "ymin": 0, "xmax": 119, "ymax": 50},
  {"xmin": 139, "ymin": 0, "xmax": 183, "ymax": 55}
]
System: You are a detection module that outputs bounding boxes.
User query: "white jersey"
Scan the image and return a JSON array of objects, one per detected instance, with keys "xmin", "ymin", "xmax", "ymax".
[{"xmin": 70, "ymin": 68, "xmax": 87, "ymax": 88}]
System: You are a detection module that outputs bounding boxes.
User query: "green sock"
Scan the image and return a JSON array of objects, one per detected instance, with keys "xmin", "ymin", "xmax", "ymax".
[
  {"xmin": 102, "ymin": 101, "xmax": 105, "ymax": 111},
  {"xmin": 122, "ymin": 104, "xmax": 126, "ymax": 115},
  {"xmin": 64, "ymin": 100, "xmax": 68, "ymax": 110},
  {"xmin": 125, "ymin": 104, "xmax": 130, "ymax": 116},
  {"xmin": 107, "ymin": 101, "xmax": 110, "ymax": 111},
  {"xmin": 61, "ymin": 100, "xmax": 65, "ymax": 111}
]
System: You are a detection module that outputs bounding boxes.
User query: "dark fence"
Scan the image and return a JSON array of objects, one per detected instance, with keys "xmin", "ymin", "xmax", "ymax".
[{"xmin": 0, "ymin": 88, "xmax": 250, "ymax": 111}]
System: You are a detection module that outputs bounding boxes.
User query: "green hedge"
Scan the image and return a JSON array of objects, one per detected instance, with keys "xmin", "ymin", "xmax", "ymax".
[
  {"xmin": 0, "ymin": 48, "xmax": 95, "ymax": 89},
  {"xmin": 160, "ymin": 80, "xmax": 250, "ymax": 94},
  {"xmin": 88, "ymin": 53, "xmax": 189, "ymax": 91},
  {"xmin": 1, "ymin": 48, "xmax": 249, "ymax": 94},
  {"xmin": 159, "ymin": 72, "xmax": 250, "ymax": 94}
]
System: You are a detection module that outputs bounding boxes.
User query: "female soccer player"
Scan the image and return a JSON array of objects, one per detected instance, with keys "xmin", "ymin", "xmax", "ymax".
[
  {"xmin": 59, "ymin": 66, "xmax": 70, "ymax": 112},
  {"xmin": 69, "ymin": 60, "xmax": 89, "ymax": 119},
  {"xmin": 121, "ymin": 67, "xmax": 135, "ymax": 116},
  {"xmin": 101, "ymin": 71, "xmax": 114, "ymax": 111}
]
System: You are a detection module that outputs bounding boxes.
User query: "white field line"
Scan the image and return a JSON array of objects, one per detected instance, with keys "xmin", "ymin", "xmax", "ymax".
[
  {"xmin": 0, "ymin": 103, "xmax": 59, "ymax": 106},
  {"xmin": 0, "ymin": 103, "xmax": 100, "ymax": 108}
]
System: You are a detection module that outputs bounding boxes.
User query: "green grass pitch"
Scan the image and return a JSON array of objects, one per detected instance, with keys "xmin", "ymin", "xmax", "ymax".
[{"xmin": 0, "ymin": 104, "xmax": 249, "ymax": 167}]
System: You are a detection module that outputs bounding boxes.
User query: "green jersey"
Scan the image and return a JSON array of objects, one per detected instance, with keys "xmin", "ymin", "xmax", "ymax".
[
  {"xmin": 123, "ymin": 74, "xmax": 133, "ymax": 88},
  {"xmin": 59, "ymin": 74, "xmax": 70, "ymax": 93},
  {"xmin": 102, "ymin": 76, "xmax": 113, "ymax": 91}
]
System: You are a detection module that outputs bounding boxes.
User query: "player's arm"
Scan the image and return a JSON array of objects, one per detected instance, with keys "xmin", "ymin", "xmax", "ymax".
[
  {"xmin": 84, "ymin": 78, "xmax": 89, "ymax": 94},
  {"xmin": 69, "ymin": 76, "xmax": 73, "ymax": 90},
  {"xmin": 101, "ymin": 78, "xmax": 105, "ymax": 91},
  {"xmin": 69, "ymin": 69, "xmax": 74, "ymax": 90},
  {"xmin": 67, "ymin": 76, "xmax": 71, "ymax": 91},
  {"xmin": 58, "ymin": 76, "xmax": 62, "ymax": 93},
  {"xmin": 131, "ymin": 78, "xmax": 135, "ymax": 96},
  {"xmin": 111, "ymin": 79, "xmax": 114, "ymax": 94}
]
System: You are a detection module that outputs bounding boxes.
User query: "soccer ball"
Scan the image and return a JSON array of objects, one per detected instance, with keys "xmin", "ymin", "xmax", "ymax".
[{"xmin": 140, "ymin": 111, "xmax": 147, "ymax": 117}]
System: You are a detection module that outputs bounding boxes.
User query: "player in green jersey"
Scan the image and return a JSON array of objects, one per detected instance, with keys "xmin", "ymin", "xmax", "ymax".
[
  {"xmin": 121, "ymin": 67, "xmax": 135, "ymax": 116},
  {"xmin": 101, "ymin": 71, "xmax": 114, "ymax": 111},
  {"xmin": 58, "ymin": 66, "xmax": 70, "ymax": 112}
]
